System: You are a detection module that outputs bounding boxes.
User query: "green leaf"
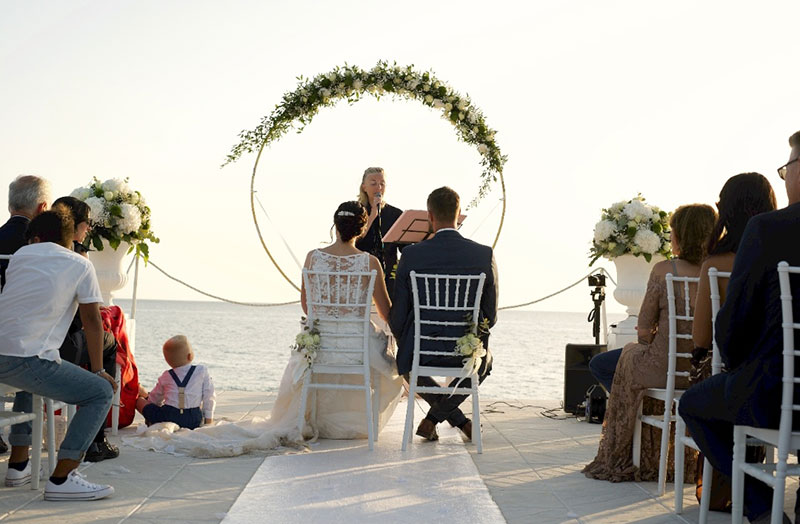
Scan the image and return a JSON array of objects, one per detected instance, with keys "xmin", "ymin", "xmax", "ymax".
[
  {"xmin": 92, "ymin": 235, "xmax": 104, "ymax": 251},
  {"xmin": 627, "ymin": 226, "xmax": 637, "ymax": 237},
  {"xmin": 643, "ymin": 253, "xmax": 652, "ymax": 262},
  {"xmin": 109, "ymin": 204, "xmax": 123, "ymax": 218}
]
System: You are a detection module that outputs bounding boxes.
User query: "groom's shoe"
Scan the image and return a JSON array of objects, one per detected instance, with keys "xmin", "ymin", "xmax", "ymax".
[{"xmin": 416, "ymin": 419, "xmax": 439, "ymax": 441}]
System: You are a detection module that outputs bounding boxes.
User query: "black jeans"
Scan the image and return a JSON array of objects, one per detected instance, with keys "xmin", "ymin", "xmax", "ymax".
[
  {"xmin": 404, "ymin": 353, "xmax": 491, "ymax": 427},
  {"xmin": 59, "ymin": 330, "xmax": 118, "ymax": 441}
]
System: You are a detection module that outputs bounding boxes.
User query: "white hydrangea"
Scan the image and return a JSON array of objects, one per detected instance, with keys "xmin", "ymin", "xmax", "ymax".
[
  {"xmin": 477, "ymin": 143, "xmax": 489, "ymax": 155},
  {"xmin": 101, "ymin": 178, "xmax": 129, "ymax": 196},
  {"xmin": 623, "ymin": 199, "xmax": 654, "ymax": 221},
  {"xmin": 432, "ymin": 99, "xmax": 445, "ymax": 109},
  {"xmin": 84, "ymin": 197, "xmax": 107, "ymax": 224},
  {"xmin": 593, "ymin": 220, "xmax": 617, "ymax": 243},
  {"xmin": 70, "ymin": 187, "xmax": 92, "ymax": 200},
  {"xmin": 118, "ymin": 203, "xmax": 142, "ymax": 235},
  {"xmin": 352, "ymin": 79, "xmax": 363, "ymax": 90},
  {"xmin": 634, "ymin": 229, "xmax": 661, "ymax": 254}
]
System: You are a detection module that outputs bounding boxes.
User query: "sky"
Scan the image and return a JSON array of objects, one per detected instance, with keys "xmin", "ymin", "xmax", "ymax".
[{"xmin": 1, "ymin": 0, "xmax": 799, "ymax": 314}]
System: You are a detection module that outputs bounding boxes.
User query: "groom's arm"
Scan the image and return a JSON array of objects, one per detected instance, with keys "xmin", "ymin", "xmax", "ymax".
[{"xmin": 480, "ymin": 251, "xmax": 499, "ymax": 329}]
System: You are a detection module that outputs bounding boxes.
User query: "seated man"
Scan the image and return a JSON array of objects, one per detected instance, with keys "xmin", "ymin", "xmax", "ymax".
[
  {"xmin": 679, "ymin": 129, "xmax": 800, "ymax": 523},
  {"xmin": 0, "ymin": 174, "xmax": 51, "ymax": 454},
  {"xmin": 389, "ymin": 187, "xmax": 498, "ymax": 441},
  {"xmin": 0, "ymin": 207, "xmax": 116, "ymax": 500}
]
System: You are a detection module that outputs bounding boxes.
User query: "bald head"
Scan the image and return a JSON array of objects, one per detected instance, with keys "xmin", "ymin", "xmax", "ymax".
[
  {"xmin": 9, "ymin": 175, "xmax": 51, "ymax": 218},
  {"xmin": 162, "ymin": 335, "xmax": 194, "ymax": 368}
]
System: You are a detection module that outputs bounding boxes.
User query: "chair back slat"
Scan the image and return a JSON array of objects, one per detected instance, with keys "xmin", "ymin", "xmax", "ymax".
[
  {"xmin": 665, "ymin": 273, "xmax": 700, "ymax": 401},
  {"xmin": 409, "ymin": 271, "xmax": 486, "ymax": 369},
  {"xmin": 777, "ymin": 262, "xmax": 800, "ymax": 457},
  {"xmin": 302, "ymin": 269, "xmax": 377, "ymax": 361},
  {"xmin": 708, "ymin": 267, "xmax": 732, "ymax": 376}
]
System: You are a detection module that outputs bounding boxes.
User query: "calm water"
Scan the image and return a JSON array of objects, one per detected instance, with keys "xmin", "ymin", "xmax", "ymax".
[{"xmin": 116, "ymin": 300, "xmax": 624, "ymax": 401}]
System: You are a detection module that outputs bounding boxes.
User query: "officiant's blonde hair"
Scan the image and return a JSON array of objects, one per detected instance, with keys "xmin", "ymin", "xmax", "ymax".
[{"xmin": 358, "ymin": 167, "xmax": 385, "ymax": 206}]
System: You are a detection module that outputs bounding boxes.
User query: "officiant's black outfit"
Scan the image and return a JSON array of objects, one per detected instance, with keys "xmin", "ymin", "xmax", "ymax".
[
  {"xmin": 679, "ymin": 203, "xmax": 800, "ymax": 521},
  {"xmin": 390, "ymin": 229, "xmax": 498, "ymax": 428},
  {"xmin": 356, "ymin": 203, "xmax": 403, "ymax": 298}
]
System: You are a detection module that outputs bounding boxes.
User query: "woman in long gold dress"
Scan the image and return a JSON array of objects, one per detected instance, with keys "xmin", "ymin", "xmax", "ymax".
[{"xmin": 583, "ymin": 204, "xmax": 716, "ymax": 482}]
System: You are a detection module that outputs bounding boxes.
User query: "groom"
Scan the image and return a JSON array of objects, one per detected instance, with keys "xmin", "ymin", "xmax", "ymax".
[{"xmin": 390, "ymin": 186, "xmax": 498, "ymax": 441}]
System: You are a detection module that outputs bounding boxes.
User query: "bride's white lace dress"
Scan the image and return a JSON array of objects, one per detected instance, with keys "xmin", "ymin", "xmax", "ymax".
[{"xmin": 123, "ymin": 250, "xmax": 403, "ymax": 458}]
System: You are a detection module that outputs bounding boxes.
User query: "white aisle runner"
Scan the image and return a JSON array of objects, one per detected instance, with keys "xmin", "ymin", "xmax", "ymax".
[{"xmin": 223, "ymin": 398, "xmax": 505, "ymax": 523}]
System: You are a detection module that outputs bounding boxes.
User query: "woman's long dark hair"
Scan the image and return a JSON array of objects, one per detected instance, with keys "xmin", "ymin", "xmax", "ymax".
[{"xmin": 707, "ymin": 173, "xmax": 777, "ymax": 255}]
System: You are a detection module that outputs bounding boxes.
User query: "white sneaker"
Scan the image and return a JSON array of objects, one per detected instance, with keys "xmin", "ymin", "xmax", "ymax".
[
  {"xmin": 5, "ymin": 461, "xmax": 32, "ymax": 487},
  {"xmin": 43, "ymin": 470, "xmax": 114, "ymax": 501}
]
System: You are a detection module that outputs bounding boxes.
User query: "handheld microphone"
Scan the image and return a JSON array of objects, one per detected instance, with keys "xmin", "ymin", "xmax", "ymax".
[{"xmin": 375, "ymin": 192, "xmax": 382, "ymax": 216}]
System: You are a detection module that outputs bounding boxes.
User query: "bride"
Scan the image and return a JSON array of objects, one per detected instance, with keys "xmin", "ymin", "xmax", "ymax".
[{"xmin": 124, "ymin": 201, "xmax": 403, "ymax": 457}]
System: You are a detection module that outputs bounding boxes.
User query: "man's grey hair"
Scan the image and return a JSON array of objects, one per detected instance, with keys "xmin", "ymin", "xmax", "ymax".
[{"xmin": 8, "ymin": 175, "xmax": 51, "ymax": 214}]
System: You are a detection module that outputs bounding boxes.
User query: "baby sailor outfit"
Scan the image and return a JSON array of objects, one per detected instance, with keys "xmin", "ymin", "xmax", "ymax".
[{"xmin": 143, "ymin": 363, "xmax": 216, "ymax": 429}]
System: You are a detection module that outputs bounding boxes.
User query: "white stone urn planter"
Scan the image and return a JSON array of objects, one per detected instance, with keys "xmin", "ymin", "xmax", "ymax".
[
  {"xmin": 88, "ymin": 239, "xmax": 132, "ymax": 306},
  {"xmin": 608, "ymin": 253, "xmax": 665, "ymax": 348}
]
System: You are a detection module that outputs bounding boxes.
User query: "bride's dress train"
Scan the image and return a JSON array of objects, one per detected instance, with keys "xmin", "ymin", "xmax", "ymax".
[{"xmin": 123, "ymin": 251, "xmax": 403, "ymax": 458}]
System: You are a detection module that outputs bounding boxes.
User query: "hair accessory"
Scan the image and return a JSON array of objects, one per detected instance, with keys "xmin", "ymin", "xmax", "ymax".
[{"xmin": 337, "ymin": 211, "xmax": 355, "ymax": 217}]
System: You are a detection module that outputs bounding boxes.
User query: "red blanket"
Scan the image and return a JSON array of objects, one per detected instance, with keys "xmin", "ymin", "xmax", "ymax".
[{"xmin": 101, "ymin": 306, "xmax": 140, "ymax": 429}]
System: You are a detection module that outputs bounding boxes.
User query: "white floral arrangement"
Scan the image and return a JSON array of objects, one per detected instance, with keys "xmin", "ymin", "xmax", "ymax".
[
  {"xmin": 453, "ymin": 317, "xmax": 489, "ymax": 384},
  {"xmin": 589, "ymin": 195, "xmax": 671, "ymax": 264},
  {"xmin": 70, "ymin": 177, "xmax": 159, "ymax": 260},
  {"xmin": 291, "ymin": 318, "xmax": 321, "ymax": 383},
  {"xmin": 224, "ymin": 60, "xmax": 507, "ymax": 207}
]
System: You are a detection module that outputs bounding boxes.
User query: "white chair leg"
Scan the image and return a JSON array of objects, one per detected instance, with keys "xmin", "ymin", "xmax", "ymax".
[
  {"xmin": 698, "ymin": 457, "xmax": 712, "ymax": 524},
  {"xmin": 402, "ymin": 376, "xmax": 416, "ymax": 451},
  {"xmin": 111, "ymin": 363, "xmax": 121, "ymax": 436},
  {"xmin": 731, "ymin": 426, "xmax": 746, "ymax": 524},
  {"xmin": 771, "ymin": 447, "xmax": 788, "ymax": 524},
  {"xmin": 657, "ymin": 401, "xmax": 671, "ymax": 495},
  {"xmin": 372, "ymin": 379, "xmax": 380, "ymax": 442},
  {"xmin": 364, "ymin": 373, "xmax": 374, "ymax": 451},
  {"xmin": 764, "ymin": 444, "xmax": 774, "ymax": 465},
  {"xmin": 30, "ymin": 395, "xmax": 43, "ymax": 491},
  {"xmin": 632, "ymin": 400, "xmax": 643, "ymax": 468},
  {"xmin": 45, "ymin": 399, "xmax": 56, "ymax": 475},
  {"xmin": 297, "ymin": 378, "xmax": 309, "ymax": 438},
  {"xmin": 472, "ymin": 382, "xmax": 482, "ymax": 454},
  {"xmin": 674, "ymin": 406, "xmax": 686, "ymax": 513}
]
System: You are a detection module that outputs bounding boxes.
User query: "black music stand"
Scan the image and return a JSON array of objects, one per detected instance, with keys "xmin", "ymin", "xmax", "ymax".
[{"xmin": 382, "ymin": 210, "xmax": 467, "ymax": 245}]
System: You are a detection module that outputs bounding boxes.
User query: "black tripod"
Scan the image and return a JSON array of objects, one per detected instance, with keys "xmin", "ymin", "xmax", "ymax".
[{"xmin": 587, "ymin": 274, "xmax": 606, "ymax": 345}]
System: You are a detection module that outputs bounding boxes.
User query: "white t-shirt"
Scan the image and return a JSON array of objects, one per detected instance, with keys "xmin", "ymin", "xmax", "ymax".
[{"xmin": 0, "ymin": 242, "xmax": 103, "ymax": 362}]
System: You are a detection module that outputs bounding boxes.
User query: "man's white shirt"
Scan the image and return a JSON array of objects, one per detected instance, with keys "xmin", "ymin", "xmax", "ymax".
[{"xmin": 0, "ymin": 242, "xmax": 103, "ymax": 362}]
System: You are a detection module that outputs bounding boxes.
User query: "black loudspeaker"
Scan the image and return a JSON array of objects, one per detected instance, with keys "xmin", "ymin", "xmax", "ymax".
[{"xmin": 563, "ymin": 343, "xmax": 606, "ymax": 414}]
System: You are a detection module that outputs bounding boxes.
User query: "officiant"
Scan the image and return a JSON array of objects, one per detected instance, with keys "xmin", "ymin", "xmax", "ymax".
[{"xmin": 355, "ymin": 167, "xmax": 404, "ymax": 298}]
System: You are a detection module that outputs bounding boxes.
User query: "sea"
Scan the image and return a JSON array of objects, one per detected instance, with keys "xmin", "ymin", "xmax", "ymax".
[{"xmin": 116, "ymin": 300, "xmax": 625, "ymax": 402}]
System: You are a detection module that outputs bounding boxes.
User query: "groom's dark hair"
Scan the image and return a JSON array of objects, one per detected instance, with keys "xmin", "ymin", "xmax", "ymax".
[{"xmin": 427, "ymin": 186, "xmax": 460, "ymax": 223}]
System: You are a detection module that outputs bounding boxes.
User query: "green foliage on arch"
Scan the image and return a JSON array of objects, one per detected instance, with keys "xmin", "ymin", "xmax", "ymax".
[{"xmin": 224, "ymin": 61, "xmax": 507, "ymax": 206}]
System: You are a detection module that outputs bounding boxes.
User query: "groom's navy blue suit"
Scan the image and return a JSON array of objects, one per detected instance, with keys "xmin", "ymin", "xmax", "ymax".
[
  {"xmin": 390, "ymin": 229, "xmax": 498, "ymax": 426},
  {"xmin": 679, "ymin": 202, "xmax": 800, "ymax": 520}
]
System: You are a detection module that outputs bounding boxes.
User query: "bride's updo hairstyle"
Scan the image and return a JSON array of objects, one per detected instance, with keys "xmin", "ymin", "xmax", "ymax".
[{"xmin": 334, "ymin": 201, "xmax": 368, "ymax": 242}]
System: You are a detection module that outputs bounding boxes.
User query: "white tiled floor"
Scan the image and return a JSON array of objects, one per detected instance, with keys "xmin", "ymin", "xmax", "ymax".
[{"xmin": 0, "ymin": 394, "xmax": 796, "ymax": 523}]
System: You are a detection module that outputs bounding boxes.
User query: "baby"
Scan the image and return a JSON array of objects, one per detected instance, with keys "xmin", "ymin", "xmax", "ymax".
[{"xmin": 136, "ymin": 335, "xmax": 216, "ymax": 429}]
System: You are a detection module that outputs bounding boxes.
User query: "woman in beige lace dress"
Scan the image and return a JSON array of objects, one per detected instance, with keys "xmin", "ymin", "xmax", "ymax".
[{"xmin": 583, "ymin": 204, "xmax": 716, "ymax": 482}]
